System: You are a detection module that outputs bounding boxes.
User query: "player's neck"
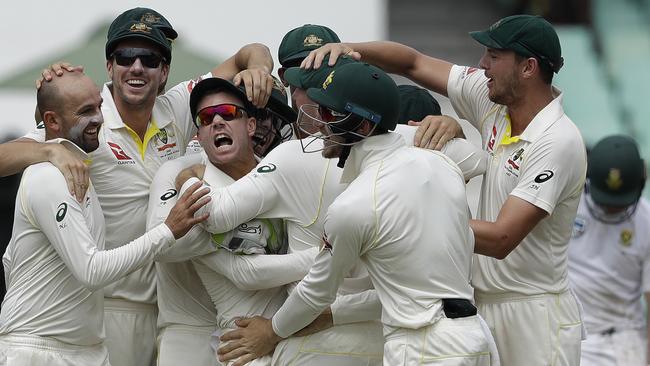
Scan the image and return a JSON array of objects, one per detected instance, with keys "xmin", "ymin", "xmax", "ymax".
[
  {"xmin": 114, "ymin": 98, "xmax": 155, "ymax": 140},
  {"xmin": 507, "ymin": 85, "xmax": 554, "ymax": 136}
]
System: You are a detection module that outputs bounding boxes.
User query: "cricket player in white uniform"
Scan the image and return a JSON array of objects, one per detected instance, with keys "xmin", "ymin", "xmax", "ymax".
[
  {"xmin": 303, "ymin": 14, "xmax": 587, "ymax": 366},
  {"xmin": 0, "ymin": 71, "xmax": 209, "ymax": 366},
  {"xmin": 215, "ymin": 62, "xmax": 498, "ymax": 366},
  {"xmin": 568, "ymin": 135, "xmax": 650, "ymax": 366},
  {"xmin": 147, "ymin": 77, "xmax": 314, "ymax": 366},
  {"xmin": 0, "ymin": 8, "xmax": 274, "ymax": 365},
  {"xmin": 176, "ymin": 60, "xmax": 488, "ymax": 365}
]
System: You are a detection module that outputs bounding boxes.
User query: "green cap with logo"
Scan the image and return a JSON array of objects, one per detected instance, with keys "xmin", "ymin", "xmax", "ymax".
[
  {"xmin": 106, "ymin": 7, "xmax": 178, "ymax": 63},
  {"xmin": 470, "ymin": 14, "xmax": 563, "ymax": 73},
  {"xmin": 397, "ymin": 85, "xmax": 441, "ymax": 124},
  {"xmin": 588, "ymin": 135, "xmax": 646, "ymax": 207},
  {"xmin": 283, "ymin": 55, "xmax": 357, "ymax": 90},
  {"xmin": 307, "ymin": 63, "xmax": 400, "ymax": 131},
  {"xmin": 278, "ymin": 24, "xmax": 340, "ymax": 67}
]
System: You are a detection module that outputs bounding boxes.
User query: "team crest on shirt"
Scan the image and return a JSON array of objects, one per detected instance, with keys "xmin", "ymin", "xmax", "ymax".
[
  {"xmin": 504, "ymin": 147, "xmax": 524, "ymax": 177},
  {"xmin": 153, "ymin": 128, "xmax": 180, "ymax": 160},
  {"xmin": 620, "ymin": 229, "xmax": 633, "ymax": 247},
  {"xmin": 320, "ymin": 231, "xmax": 333, "ymax": 255},
  {"xmin": 571, "ymin": 215, "xmax": 587, "ymax": 238}
]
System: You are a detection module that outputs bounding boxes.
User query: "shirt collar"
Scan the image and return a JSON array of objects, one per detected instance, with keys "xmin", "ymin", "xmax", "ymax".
[
  {"xmin": 340, "ymin": 132, "xmax": 405, "ymax": 184},
  {"xmin": 517, "ymin": 87, "xmax": 565, "ymax": 143},
  {"xmin": 201, "ymin": 152, "xmax": 236, "ymax": 187},
  {"xmin": 100, "ymin": 82, "xmax": 174, "ymax": 130},
  {"xmin": 46, "ymin": 138, "xmax": 90, "ymax": 162}
]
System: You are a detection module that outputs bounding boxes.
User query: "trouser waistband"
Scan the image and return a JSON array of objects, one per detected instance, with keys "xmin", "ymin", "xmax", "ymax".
[
  {"xmin": 104, "ymin": 298, "xmax": 157, "ymax": 313},
  {"xmin": 0, "ymin": 334, "xmax": 101, "ymax": 351},
  {"xmin": 474, "ymin": 289, "xmax": 570, "ymax": 304}
]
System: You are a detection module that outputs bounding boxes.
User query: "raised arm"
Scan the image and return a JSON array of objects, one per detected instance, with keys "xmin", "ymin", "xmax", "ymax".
[
  {"xmin": 302, "ymin": 41, "xmax": 453, "ymax": 96},
  {"xmin": 212, "ymin": 43, "xmax": 274, "ymax": 107}
]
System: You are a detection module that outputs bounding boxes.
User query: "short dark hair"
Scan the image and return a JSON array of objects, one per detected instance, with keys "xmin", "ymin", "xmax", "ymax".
[
  {"xmin": 36, "ymin": 80, "xmax": 62, "ymax": 116},
  {"xmin": 515, "ymin": 54, "xmax": 553, "ymax": 85}
]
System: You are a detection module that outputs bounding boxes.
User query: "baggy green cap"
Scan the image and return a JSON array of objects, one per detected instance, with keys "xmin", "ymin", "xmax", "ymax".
[
  {"xmin": 588, "ymin": 135, "xmax": 646, "ymax": 207},
  {"xmin": 283, "ymin": 55, "xmax": 357, "ymax": 90},
  {"xmin": 397, "ymin": 85, "xmax": 441, "ymax": 124},
  {"xmin": 307, "ymin": 63, "xmax": 400, "ymax": 131},
  {"xmin": 470, "ymin": 14, "xmax": 563, "ymax": 73},
  {"xmin": 106, "ymin": 7, "xmax": 177, "ymax": 63},
  {"xmin": 278, "ymin": 24, "xmax": 340, "ymax": 67}
]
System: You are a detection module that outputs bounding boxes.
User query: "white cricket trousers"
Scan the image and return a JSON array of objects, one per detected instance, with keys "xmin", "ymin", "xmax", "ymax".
[
  {"xmin": 382, "ymin": 315, "xmax": 499, "ymax": 365},
  {"xmin": 103, "ymin": 298, "xmax": 157, "ymax": 366},
  {"xmin": 0, "ymin": 334, "xmax": 110, "ymax": 366},
  {"xmin": 272, "ymin": 320, "xmax": 384, "ymax": 365},
  {"xmin": 476, "ymin": 290, "xmax": 583, "ymax": 366},
  {"xmin": 157, "ymin": 324, "xmax": 218, "ymax": 366},
  {"xmin": 580, "ymin": 328, "xmax": 646, "ymax": 366}
]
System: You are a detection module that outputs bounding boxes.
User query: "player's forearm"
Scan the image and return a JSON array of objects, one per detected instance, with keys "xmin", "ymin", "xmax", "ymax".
[
  {"xmin": 352, "ymin": 41, "xmax": 451, "ymax": 95},
  {"xmin": 197, "ymin": 246, "xmax": 318, "ymax": 291},
  {"xmin": 0, "ymin": 138, "xmax": 49, "ymax": 176},
  {"xmin": 272, "ymin": 290, "xmax": 325, "ymax": 338},
  {"xmin": 75, "ymin": 224, "xmax": 175, "ymax": 290},
  {"xmin": 154, "ymin": 225, "xmax": 213, "ymax": 262},
  {"xmin": 330, "ymin": 289, "xmax": 382, "ymax": 325},
  {"xmin": 235, "ymin": 43, "xmax": 273, "ymax": 73},
  {"xmin": 471, "ymin": 219, "xmax": 519, "ymax": 260}
]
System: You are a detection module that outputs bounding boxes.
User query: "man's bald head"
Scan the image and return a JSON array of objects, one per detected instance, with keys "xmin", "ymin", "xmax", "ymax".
[{"xmin": 37, "ymin": 71, "xmax": 104, "ymax": 152}]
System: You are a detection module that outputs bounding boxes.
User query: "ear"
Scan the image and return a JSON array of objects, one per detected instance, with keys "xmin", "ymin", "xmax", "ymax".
[
  {"xmin": 247, "ymin": 117, "xmax": 257, "ymax": 137},
  {"xmin": 520, "ymin": 57, "xmax": 538, "ymax": 80},
  {"xmin": 43, "ymin": 111, "xmax": 62, "ymax": 135},
  {"xmin": 106, "ymin": 59, "xmax": 114, "ymax": 79},
  {"xmin": 160, "ymin": 63, "xmax": 170, "ymax": 86}
]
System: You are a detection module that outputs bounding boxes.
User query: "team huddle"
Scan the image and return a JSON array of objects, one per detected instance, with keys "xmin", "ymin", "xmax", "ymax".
[{"xmin": 0, "ymin": 6, "xmax": 647, "ymax": 366}]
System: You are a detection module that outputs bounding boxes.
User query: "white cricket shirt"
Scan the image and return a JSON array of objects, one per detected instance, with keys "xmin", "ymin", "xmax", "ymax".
[
  {"xmin": 448, "ymin": 65, "xmax": 587, "ymax": 295},
  {"xmin": 271, "ymin": 132, "xmax": 475, "ymax": 337},
  {"xmin": 0, "ymin": 139, "xmax": 175, "ymax": 345},
  {"xmin": 569, "ymin": 195, "xmax": 650, "ymax": 333},
  {"xmin": 26, "ymin": 75, "xmax": 209, "ymax": 304}
]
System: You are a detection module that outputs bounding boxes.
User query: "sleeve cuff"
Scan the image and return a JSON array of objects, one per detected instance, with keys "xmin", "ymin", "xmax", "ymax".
[{"xmin": 272, "ymin": 291, "xmax": 322, "ymax": 338}]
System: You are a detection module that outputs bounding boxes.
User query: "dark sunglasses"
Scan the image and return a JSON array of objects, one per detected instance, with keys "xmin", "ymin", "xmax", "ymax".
[
  {"xmin": 318, "ymin": 105, "xmax": 348, "ymax": 123},
  {"xmin": 111, "ymin": 48, "xmax": 166, "ymax": 68},
  {"xmin": 195, "ymin": 104, "xmax": 248, "ymax": 127}
]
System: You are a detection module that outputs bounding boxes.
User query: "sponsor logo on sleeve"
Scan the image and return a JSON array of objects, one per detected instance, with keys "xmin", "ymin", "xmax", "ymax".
[
  {"xmin": 56, "ymin": 202, "xmax": 67, "ymax": 228},
  {"xmin": 534, "ymin": 170, "xmax": 554, "ymax": 183},
  {"xmin": 160, "ymin": 189, "xmax": 177, "ymax": 202},
  {"xmin": 256, "ymin": 163, "xmax": 277, "ymax": 173}
]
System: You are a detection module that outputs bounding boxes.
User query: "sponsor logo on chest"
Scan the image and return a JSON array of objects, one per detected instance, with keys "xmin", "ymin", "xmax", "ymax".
[{"xmin": 107, "ymin": 142, "xmax": 136, "ymax": 165}]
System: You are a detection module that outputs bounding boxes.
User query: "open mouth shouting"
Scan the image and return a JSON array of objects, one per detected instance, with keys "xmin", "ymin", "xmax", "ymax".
[{"xmin": 214, "ymin": 133, "xmax": 234, "ymax": 150}]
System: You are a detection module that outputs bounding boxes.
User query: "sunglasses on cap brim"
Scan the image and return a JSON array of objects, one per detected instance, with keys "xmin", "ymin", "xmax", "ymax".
[
  {"xmin": 195, "ymin": 104, "xmax": 248, "ymax": 127},
  {"xmin": 111, "ymin": 48, "xmax": 166, "ymax": 68}
]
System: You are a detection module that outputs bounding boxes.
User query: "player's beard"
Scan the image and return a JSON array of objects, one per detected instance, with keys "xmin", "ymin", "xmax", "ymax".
[{"xmin": 489, "ymin": 69, "xmax": 520, "ymax": 106}]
